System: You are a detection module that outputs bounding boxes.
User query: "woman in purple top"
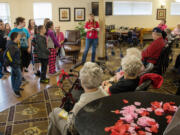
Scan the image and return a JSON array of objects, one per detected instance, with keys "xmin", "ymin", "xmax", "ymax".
[{"xmin": 46, "ymin": 21, "xmax": 60, "ymax": 75}]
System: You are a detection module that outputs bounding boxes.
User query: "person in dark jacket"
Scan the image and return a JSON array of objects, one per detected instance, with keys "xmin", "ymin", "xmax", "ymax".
[
  {"xmin": 7, "ymin": 32, "xmax": 22, "ymax": 97},
  {"xmin": 36, "ymin": 25, "xmax": 50, "ymax": 83},
  {"xmin": 102, "ymin": 55, "xmax": 143, "ymax": 95},
  {"xmin": 0, "ymin": 19, "xmax": 9, "ymax": 77}
]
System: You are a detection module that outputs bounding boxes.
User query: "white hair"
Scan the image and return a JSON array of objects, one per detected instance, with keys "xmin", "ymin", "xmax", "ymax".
[
  {"xmin": 79, "ymin": 62, "xmax": 103, "ymax": 89},
  {"xmin": 121, "ymin": 55, "xmax": 143, "ymax": 77},
  {"xmin": 126, "ymin": 48, "xmax": 142, "ymax": 60}
]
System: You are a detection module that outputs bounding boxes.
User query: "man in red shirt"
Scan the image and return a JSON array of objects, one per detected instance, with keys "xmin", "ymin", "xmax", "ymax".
[{"xmin": 142, "ymin": 27, "xmax": 165, "ymax": 65}]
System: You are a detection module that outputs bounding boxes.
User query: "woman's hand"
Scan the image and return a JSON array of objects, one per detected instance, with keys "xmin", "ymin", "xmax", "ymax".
[
  {"xmin": 102, "ymin": 81, "xmax": 108, "ymax": 88},
  {"xmin": 102, "ymin": 81, "xmax": 112, "ymax": 89},
  {"xmin": 115, "ymin": 71, "xmax": 124, "ymax": 81},
  {"xmin": 104, "ymin": 83, "xmax": 112, "ymax": 93}
]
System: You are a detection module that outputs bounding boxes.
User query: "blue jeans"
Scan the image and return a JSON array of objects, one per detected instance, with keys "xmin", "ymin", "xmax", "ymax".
[
  {"xmin": 11, "ymin": 67, "xmax": 22, "ymax": 92},
  {"xmin": 82, "ymin": 38, "xmax": 98, "ymax": 62}
]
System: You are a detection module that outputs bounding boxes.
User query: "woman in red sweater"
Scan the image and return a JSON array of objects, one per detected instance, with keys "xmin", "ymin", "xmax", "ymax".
[{"xmin": 82, "ymin": 14, "xmax": 100, "ymax": 63}]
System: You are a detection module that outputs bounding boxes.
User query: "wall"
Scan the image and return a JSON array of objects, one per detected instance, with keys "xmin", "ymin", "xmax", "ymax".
[{"xmin": 0, "ymin": 0, "xmax": 180, "ymax": 32}]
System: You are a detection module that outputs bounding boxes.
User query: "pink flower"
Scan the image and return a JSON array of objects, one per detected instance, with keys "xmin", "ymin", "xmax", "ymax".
[
  {"xmin": 137, "ymin": 116, "xmax": 156, "ymax": 127},
  {"xmin": 134, "ymin": 101, "xmax": 141, "ymax": 106}
]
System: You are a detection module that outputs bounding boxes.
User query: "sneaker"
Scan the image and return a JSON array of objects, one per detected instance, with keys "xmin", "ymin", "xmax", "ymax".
[
  {"xmin": 40, "ymin": 79, "xmax": 49, "ymax": 84},
  {"xmin": 14, "ymin": 91, "xmax": 21, "ymax": 98}
]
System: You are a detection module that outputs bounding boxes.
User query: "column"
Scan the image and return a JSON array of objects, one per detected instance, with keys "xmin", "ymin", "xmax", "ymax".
[{"xmin": 98, "ymin": 0, "xmax": 106, "ymax": 59}]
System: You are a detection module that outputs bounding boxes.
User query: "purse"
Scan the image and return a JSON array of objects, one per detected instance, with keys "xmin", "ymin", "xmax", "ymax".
[{"xmin": 47, "ymin": 36, "xmax": 55, "ymax": 49}]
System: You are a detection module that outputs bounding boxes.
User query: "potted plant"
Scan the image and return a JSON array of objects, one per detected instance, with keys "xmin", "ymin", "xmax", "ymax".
[{"xmin": 75, "ymin": 22, "xmax": 86, "ymax": 46}]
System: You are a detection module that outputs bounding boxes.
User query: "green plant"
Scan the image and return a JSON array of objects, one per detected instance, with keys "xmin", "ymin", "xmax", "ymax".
[{"xmin": 75, "ymin": 22, "xmax": 86, "ymax": 39}]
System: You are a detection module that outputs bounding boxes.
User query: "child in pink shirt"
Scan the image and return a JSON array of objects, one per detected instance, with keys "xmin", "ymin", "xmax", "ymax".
[{"xmin": 158, "ymin": 20, "xmax": 167, "ymax": 31}]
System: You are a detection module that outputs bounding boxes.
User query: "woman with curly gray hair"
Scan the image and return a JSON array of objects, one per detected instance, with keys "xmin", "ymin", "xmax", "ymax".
[
  {"xmin": 48, "ymin": 62, "xmax": 106, "ymax": 135},
  {"xmin": 103, "ymin": 55, "xmax": 143, "ymax": 95}
]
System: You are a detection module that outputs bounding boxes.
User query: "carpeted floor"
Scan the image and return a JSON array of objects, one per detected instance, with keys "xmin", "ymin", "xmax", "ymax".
[
  {"xmin": 0, "ymin": 86, "xmax": 64, "ymax": 135},
  {"xmin": 0, "ymin": 45, "xmax": 180, "ymax": 135}
]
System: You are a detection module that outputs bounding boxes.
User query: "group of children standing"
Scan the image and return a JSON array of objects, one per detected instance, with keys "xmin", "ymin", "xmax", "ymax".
[{"xmin": 0, "ymin": 17, "xmax": 65, "ymax": 97}]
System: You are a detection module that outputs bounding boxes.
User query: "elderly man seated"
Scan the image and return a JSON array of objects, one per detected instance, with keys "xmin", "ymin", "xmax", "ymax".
[
  {"xmin": 142, "ymin": 27, "xmax": 165, "ymax": 66},
  {"xmin": 47, "ymin": 62, "xmax": 106, "ymax": 135},
  {"xmin": 102, "ymin": 55, "xmax": 143, "ymax": 95}
]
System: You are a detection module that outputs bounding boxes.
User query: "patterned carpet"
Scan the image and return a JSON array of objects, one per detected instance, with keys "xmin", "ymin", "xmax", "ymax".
[
  {"xmin": 0, "ymin": 45, "xmax": 180, "ymax": 135},
  {"xmin": 0, "ymin": 86, "xmax": 64, "ymax": 135}
]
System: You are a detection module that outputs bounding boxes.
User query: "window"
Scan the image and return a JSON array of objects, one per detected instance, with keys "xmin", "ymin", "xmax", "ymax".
[
  {"xmin": 0, "ymin": 3, "xmax": 10, "ymax": 23},
  {"xmin": 113, "ymin": 1, "xmax": 152, "ymax": 15},
  {"xmin": 33, "ymin": 2, "xmax": 52, "ymax": 25},
  {"xmin": 171, "ymin": 2, "xmax": 180, "ymax": 15}
]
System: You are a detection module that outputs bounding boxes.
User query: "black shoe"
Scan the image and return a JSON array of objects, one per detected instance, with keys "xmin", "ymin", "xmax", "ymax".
[
  {"xmin": 14, "ymin": 91, "xmax": 21, "ymax": 98},
  {"xmin": 19, "ymin": 88, "xmax": 24, "ymax": 91}
]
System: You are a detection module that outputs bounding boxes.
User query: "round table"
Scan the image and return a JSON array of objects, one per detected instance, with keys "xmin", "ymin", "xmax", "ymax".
[{"xmin": 75, "ymin": 92, "xmax": 180, "ymax": 135}]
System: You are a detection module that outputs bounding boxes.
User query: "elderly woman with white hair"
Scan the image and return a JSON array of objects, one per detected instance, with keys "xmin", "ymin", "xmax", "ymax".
[
  {"xmin": 126, "ymin": 47, "xmax": 142, "ymax": 59},
  {"xmin": 115, "ymin": 47, "xmax": 144, "ymax": 80},
  {"xmin": 48, "ymin": 62, "xmax": 106, "ymax": 135},
  {"xmin": 103, "ymin": 55, "xmax": 143, "ymax": 95}
]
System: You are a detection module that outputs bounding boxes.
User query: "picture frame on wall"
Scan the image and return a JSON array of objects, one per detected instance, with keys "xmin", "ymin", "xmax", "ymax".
[
  {"xmin": 91, "ymin": 2, "xmax": 113, "ymax": 16},
  {"xmin": 157, "ymin": 9, "xmax": 166, "ymax": 20},
  {"xmin": 92, "ymin": 2, "xmax": 99, "ymax": 16},
  {"xmin": 74, "ymin": 8, "xmax": 86, "ymax": 21},
  {"xmin": 59, "ymin": 8, "xmax": 71, "ymax": 21}
]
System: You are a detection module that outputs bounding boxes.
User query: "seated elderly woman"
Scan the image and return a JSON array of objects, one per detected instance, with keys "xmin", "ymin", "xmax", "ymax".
[
  {"xmin": 102, "ymin": 55, "xmax": 143, "ymax": 95},
  {"xmin": 47, "ymin": 62, "xmax": 106, "ymax": 135},
  {"xmin": 115, "ymin": 48, "xmax": 144, "ymax": 81}
]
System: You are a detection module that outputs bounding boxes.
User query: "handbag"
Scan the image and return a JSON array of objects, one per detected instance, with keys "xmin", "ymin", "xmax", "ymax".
[{"xmin": 47, "ymin": 36, "xmax": 55, "ymax": 49}]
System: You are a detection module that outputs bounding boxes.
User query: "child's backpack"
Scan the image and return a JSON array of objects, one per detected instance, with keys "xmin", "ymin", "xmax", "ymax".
[{"xmin": 3, "ymin": 47, "xmax": 13, "ymax": 66}]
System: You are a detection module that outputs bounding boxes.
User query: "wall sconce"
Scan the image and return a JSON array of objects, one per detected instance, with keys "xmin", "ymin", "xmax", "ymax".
[{"xmin": 160, "ymin": 0, "xmax": 166, "ymax": 8}]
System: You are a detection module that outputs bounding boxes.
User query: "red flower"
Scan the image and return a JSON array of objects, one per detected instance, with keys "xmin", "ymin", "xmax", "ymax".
[
  {"xmin": 105, "ymin": 127, "xmax": 113, "ymax": 132},
  {"xmin": 140, "ymin": 111, "xmax": 150, "ymax": 116},
  {"xmin": 163, "ymin": 103, "xmax": 176, "ymax": 113},
  {"xmin": 166, "ymin": 115, "xmax": 172, "ymax": 124},
  {"xmin": 169, "ymin": 102, "xmax": 175, "ymax": 105},
  {"xmin": 115, "ymin": 110, "xmax": 120, "ymax": 114},
  {"xmin": 150, "ymin": 125, "xmax": 158, "ymax": 133},
  {"xmin": 123, "ymin": 99, "xmax": 129, "ymax": 104},
  {"xmin": 147, "ymin": 120, "xmax": 157, "ymax": 126},
  {"xmin": 151, "ymin": 101, "xmax": 162, "ymax": 109},
  {"xmin": 154, "ymin": 108, "xmax": 164, "ymax": 116}
]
